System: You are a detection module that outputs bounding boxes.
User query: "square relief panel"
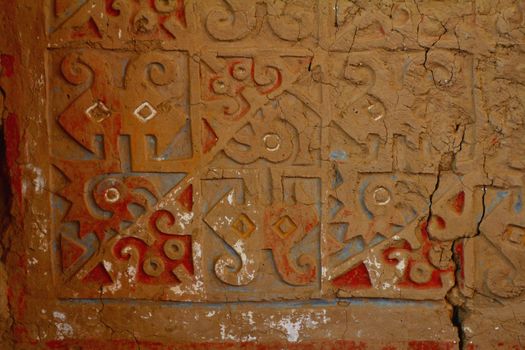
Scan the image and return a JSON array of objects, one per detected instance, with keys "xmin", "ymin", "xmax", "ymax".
[{"xmin": 48, "ymin": 49, "xmax": 202, "ymax": 300}]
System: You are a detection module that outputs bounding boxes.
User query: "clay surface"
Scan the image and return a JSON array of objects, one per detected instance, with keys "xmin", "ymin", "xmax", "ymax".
[{"xmin": 0, "ymin": 0, "xmax": 524, "ymax": 348}]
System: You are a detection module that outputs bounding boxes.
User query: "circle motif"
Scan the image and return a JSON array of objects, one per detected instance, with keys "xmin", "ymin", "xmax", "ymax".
[
  {"xmin": 163, "ymin": 239, "xmax": 185, "ymax": 261},
  {"xmin": 373, "ymin": 186, "xmax": 391, "ymax": 205},
  {"xmin": 409, "ymin": 262, "xmax": 433, "ymax": 284},
  {"xmin": 104, "ymin": 187, "xmax": 121, "ymax": 203},
  {"xmin": 232, "ymin": 64, "xmax": 249, "ymax": 81},
  {"xmin": 212, "ymin": 79, "xmax": 228, "ymax": 94},
  {"xmin": 143, "ymin": 256, "xmax": 164, "ymax": 277},
  {"xmin": 263, "ymin": 133, "xmax": 281, "ymax": 151}
]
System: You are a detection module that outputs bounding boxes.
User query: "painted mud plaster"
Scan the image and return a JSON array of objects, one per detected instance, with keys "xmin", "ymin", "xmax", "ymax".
[{"xmin": 0, "ymin": 0, "xmax": 524, "ymax": 348}]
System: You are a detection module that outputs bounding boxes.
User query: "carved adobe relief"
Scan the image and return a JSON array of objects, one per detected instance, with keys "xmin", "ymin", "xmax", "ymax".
[
  {"xmin": 323, "ymin": 49, "xmax": 475, "ymax": 299},
  {"xmin": 42, "ymin": 0, "xmax": 525, "ymax": 311},
  {"xmin": 461, "ymin": 48, "xmax": 525, "ymax": 306},
  {"xmin": 47, "ymin": 0, "xmax": 319, "ymax": 47},
  {"xmin": 49, "ymin": 49, "xmax": 203, "ymax": 299},
  {"xmin": 476, "ymin": 187, "xmax": 525, "ymax": 299},
  {"xmin": 201, "ymin": 0, "xmax": 317, "ymax": 42},
  {"xmin": 202, "ymin": 171, "xmax": 320, "ymax": 300},
  {"xmin": 198, "ymin": 49, "xmax": 322, "ymax": 300},
  {"xmin": 48, "ymin": 0, "xmax": 188, "ymax": 43},
  {"xmin": 321, "ymin": 0, "xmax": 474, "ymax": 51}
]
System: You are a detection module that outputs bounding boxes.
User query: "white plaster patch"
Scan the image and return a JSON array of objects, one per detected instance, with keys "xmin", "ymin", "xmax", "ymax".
[
  {"xmin": 242, "ymin": 311, "xmax": 255, "ymax": 326},
  {"xmin": 103, "ymin": 261, "xmax": 113, "ymax": 272},
  {"xmin": 220, "ymin": 323, "xmax": 238, "ymax": 341},
  {"xmin": 265, "ymin": 310, "xmax": 330, "ymax": 343},
  {"xmin": 243, "ymin": 334, "xmax": 256, "ymax": 341},
  {"xmin": 53, "ymin": 311, "xmax": 73, "ymax": 340},
  {"xmin": 364, "ymin": 254, "xmax": 383, "ymax": 286},
  {"xmin": 211, "ymin": 215, "xmax": 233, "ymax": 230},
  {"xmin": 35, "ymin": 226, "xmax": 49, "ymax": 252},
  {"xmin": 53, "ymin": 311, "xmax": 65, "ymax": 321},
  {"xmin": 56, "ymin": 323, "xmax": 74, "ymax": 340},
  {"xmin": 232, "ymin": 240, "xmax": 256, "ymax": 284},
  {"xmin": 25, "ymin": 164, "xmax": 45, "ymax": 194},
  {"xmin": 103, "ymin": 272, "xmax": 122, "ymax": 293},
  {"xmin": 127, "ymin": 265, "xmax": 137, "ymax": 282},
  {"xmin": 321, "ymin": 265, "xmax": 327, "ymax": 278},
  {"xmin": 381, "ymin": 282, "xmax": 392, "ymax": 289},
  {"xmin": 140, "ymin": 312, "xmax": 152, "ymax": 320},
  {"xmin": 194, "ymin": 241, "xmax": 202, "ymax": 259},
  {"xmin": 396, "ymin": 258, "xmax": 407, "ymax": 275},
  {"xmin": 227, "ymin": 191, "xmax": 234, "ymax": 205},
  {"xmin": 176, "ymin": 211, "xmax": 194, "ymax": 229}
]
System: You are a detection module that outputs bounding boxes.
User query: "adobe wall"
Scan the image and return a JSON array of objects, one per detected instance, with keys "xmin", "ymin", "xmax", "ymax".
[{"xmin": 0, "ymin": 1, "xmax": 524, "ymax": 349}]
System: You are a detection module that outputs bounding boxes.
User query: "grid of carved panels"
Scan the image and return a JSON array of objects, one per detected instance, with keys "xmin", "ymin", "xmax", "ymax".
[{"xmin": 47, "ymin": 0, "xmax": 525, "ymax": 304}]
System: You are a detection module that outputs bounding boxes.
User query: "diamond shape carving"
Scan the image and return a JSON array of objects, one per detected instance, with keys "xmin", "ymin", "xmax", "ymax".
[
  {"xmin": 272, "ymin": 215, "xmax": 297, "ymax": 239},
  {"xmin": 85, "ymin": 101, "xmax": 111, "ymax": 123},
  {"xmin": 134, "ymin": 101, "xmax": 157, "ymax": 122},
  {"xmin": 231, "ymin": 213, "xmax": 256, "ymax": 238}
]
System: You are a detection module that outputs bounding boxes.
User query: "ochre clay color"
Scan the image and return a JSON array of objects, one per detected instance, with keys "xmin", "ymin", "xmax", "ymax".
[{"xmin": 0, "ymin": 0, "xmax": 524, "ymax": 349}]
